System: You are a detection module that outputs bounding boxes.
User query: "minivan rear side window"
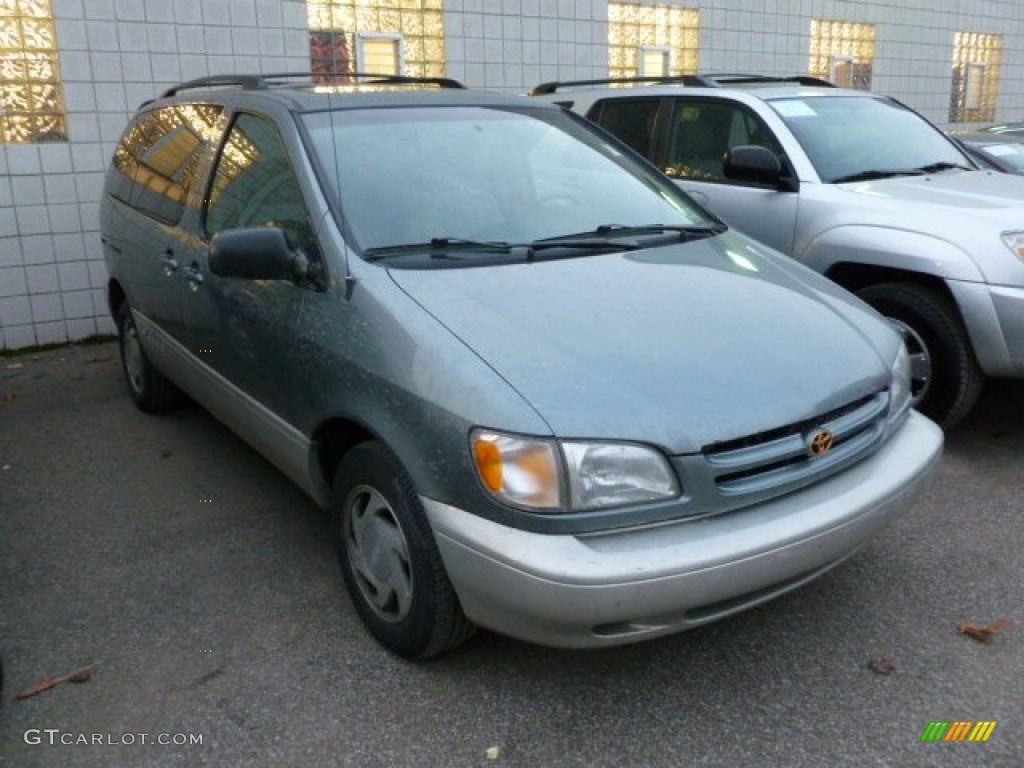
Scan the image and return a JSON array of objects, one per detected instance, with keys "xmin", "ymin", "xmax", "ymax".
[{"xmin": 109, "ymin": 104, "xmax": 224, "ymax": 224}]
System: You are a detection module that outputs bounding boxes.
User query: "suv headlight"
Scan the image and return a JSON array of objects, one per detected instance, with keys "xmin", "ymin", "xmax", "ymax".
[
  {"xmin": 1001, "ymin": 230, "xmax": 1024, "ymax": 261},
  {"xmin": 888, "ymin": 342, "xmax": 912, "ymax": 423},
  {"xmin": 471, "ymin": 429, "xmax": 680, "ymax": 511}
]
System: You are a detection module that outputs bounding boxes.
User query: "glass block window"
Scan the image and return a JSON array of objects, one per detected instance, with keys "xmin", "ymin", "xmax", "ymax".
[
  {"xmin": 307, "ymin": 0, "xmax": 446, "ymax": 82},
  {"xmin": 950, "ymin": 32, "xmax": 1003, "ymax": 123},
  {"xmin": 809, "ymin": 19, "xmax": 876, "ymax": 90},
  {"xmin": 608, "ymin": 3, "xmax": 699, "ymax": 80},
  {"xmin": 0, "ymin": 0, "xmax": 66, "ymax": 143}
]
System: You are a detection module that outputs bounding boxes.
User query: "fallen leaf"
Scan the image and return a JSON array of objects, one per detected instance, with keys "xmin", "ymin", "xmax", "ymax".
[
  {"xmin": 16, "ymin": 676, "xmax": 61, "ymax": 700},
  {"xmin": 958, "ymin": 618, "xmax": 1013, "ymax": 643},
  {"xmin": 485, "ymin": 746, "xmax": 502, "ymax": 760},
  {"xmin": 14, "ymin": 663, "xmax": 97, "ymax": 700},
  {"xmin": 868, "ymin": 657, "xmax": 896, "ymax": 675},
  {"xmin": 0, "ymin": 392, "xmax": 16, "ymax": 406}
]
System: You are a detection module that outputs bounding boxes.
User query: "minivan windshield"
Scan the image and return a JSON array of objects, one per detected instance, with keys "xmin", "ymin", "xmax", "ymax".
[
  {"xmin": 303, "ymin": 105, "xmax": 712, "ymax": 261},
  {"xmin": 771, "ymin": 95, "xmax": 973, "ymax": 183}
]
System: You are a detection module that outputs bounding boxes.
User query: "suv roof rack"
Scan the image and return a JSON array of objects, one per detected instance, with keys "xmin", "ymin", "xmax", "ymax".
[
  {"xmin": 531, "ymin": 75, "xmax": 719, "ymax": 96},
  {"xmin": 702, "ymin": 74, "xmax": 835, "ymax": 87},
  {"xmin": 160, "ymin": 72, "xmax": 466, "ymax": 98},
  {"xmin": 530, "ymin": 73, "xmax": 834, "ymax": 96}
]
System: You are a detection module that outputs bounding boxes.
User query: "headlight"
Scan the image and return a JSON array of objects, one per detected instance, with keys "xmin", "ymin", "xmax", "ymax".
[
  {"xmin": 1001, "ymin": 230, "xmax": 1024, "ymax": 261},
  {"xmin": 888, "ymin": 342, "xmax": 912, "ymax": 422},
  {"xmin": 471, "ymin": 429, "xmax": 680, "ymax": 511}
]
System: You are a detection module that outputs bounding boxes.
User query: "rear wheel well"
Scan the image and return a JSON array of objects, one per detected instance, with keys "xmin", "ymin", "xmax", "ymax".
[
  {"xmin": 314, "ymin": 419, "xmax": 377, "ymax": 491},
  {"xmin": 825, "ymin": 263, "xmax": 953, "ymax": 302}
]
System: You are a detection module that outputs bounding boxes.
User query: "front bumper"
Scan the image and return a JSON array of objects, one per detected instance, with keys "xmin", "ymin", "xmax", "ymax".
[
  {"xmin": 424, "ymin": 410, "xmax": 943, "ymax": 648},
  {"xmin": 950, "ymin": 279, "xmax": 1024, "ymax": 377}
]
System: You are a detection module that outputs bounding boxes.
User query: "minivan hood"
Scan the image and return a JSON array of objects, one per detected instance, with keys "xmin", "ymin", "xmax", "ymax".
[{"xmin": 390, "ymin": 235, "xmax": 896, "ymax": 453}]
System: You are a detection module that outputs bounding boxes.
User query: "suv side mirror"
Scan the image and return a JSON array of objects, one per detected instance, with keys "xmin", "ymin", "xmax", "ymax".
[
  {"xmin": 209, "ymin": 227, "xmax": 306, "ymax": 282},
  {"xmin": 723, "ymin": 145, "xmax": 785, "ymax": 187}
]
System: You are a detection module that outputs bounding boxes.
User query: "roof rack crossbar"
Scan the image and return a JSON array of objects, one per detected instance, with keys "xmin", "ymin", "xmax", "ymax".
[
  {"xmin": 531, "ymin": 75, "xmax": 719, "ymax": 96},
  {"xmin": 160, "ymin": 72, "xmax": 465, "ymax": 99}
]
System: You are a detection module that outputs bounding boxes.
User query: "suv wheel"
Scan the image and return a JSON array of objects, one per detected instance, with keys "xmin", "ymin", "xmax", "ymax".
[
  {"xmin": 331, "ymin": 441, "xmax": 475, "ymax": 659},
  {"xmin": 116, "ymin": 303, "xmax": 184, "ymax": 413},
  {"xmin": 857, "ymin": 282, "xmax": 983, "ymax": 428}
]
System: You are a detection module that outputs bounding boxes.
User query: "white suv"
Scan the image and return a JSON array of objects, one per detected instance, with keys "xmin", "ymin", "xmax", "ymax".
[{"xmin": 535, "ymin": 75, "xmax": 1024, "ymax": 426}]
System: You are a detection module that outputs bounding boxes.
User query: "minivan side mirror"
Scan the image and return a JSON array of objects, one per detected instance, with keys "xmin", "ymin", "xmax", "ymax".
[
  {"xmin": 209, "ymin": 227, "xmax": 306, "ymax": 282},
  {"xmin": 723, "ymin": 145, "xmax": 787, "ymax": 188}
]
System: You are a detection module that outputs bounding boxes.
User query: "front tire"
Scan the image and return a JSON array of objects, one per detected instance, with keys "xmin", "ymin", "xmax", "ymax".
[
  {"xmin": 116, "ymin": 302, "xmax": 184, "ymax": 413},
  {"xmin": 331, "ymin": 441, "xmax": 475, "ymax": 659},
  {"xmin": 857, "ymin": 282, "xmax": 983, "ymax": 428}
]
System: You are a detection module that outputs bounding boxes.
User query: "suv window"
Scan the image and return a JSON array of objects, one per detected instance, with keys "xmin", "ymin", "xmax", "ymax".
[
  {"xmin": 205, "ymin": 113, "xmax": 314, "ymax": 252},
  {"xmin": 110, "ymin": 104, "xmax": 224, "ymax": 224},
  {"xmin": 665, "ymin": 100, "xmax": 782, "ymax": 181},
  {"xmin": 590, "ymin": 98, "xmax": 661, "ymax": 158}
]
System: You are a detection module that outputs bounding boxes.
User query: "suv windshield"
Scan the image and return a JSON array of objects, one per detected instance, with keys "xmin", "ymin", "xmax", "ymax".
[
  {"xmin": 303, "ymin": 106, "xmax": 711, "ymax": 260},
  {"xmin": 770, "ymin": 95, "xmax": 972, "ymax": 183}
]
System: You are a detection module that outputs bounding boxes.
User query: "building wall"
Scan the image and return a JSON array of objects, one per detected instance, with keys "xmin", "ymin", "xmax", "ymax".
[{"xmin": 1, "ymin": 0, "xmax": 1022, "ymax": 349}]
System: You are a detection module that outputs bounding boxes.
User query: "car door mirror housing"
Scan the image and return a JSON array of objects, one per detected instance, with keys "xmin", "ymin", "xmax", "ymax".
[
  {"xmin": 723, "ymin": 145, "xmax": 784, "ymax": 186},
  {"xmin": 209, "ymin": 227, "xmax": 302, "ymax": 282}
]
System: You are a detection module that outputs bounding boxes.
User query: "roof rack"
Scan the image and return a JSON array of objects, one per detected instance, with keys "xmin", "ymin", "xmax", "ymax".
[
  {"xmin": 530, "ymin": 75, "xmax": 719, "ymax": 96},
  {"xmin": 160, "ymin": 72, "xmax": 466, "ymax": 98},
  {"xmin": 530, "ymin": 73, "xmax": 835, "ymax": 96},
  {"xmin": 701, "ymin": 74, "xmax": 836, "ymax": 87}
]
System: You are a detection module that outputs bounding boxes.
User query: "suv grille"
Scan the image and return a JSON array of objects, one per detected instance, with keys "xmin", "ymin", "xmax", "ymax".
[{"xmin": 700, "ymin": 391, "xmax": 889, "ymax": 501}]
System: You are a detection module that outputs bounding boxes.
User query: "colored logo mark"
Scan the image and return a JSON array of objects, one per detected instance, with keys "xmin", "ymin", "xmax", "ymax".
[{"xmin": 921, "ymin": 721, "xmax": 997, "ymax": 742}]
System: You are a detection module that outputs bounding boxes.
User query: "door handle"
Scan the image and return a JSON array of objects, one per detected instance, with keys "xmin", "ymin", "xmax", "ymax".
[
  {"xmin": 184, "ymin": 263, "xmax": 204, "ymax": 291},
  {"xmin": 161, "ymin": 251, "xmax": 179, "ymax": 276}
]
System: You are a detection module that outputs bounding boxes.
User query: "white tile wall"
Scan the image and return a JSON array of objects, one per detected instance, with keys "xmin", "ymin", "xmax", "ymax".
[{"xmin": 2, "ymin": 0, "xmax": 1023, "ymax": 349}]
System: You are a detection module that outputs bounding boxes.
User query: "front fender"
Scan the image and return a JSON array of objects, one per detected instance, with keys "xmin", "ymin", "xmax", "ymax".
[{"xmin": 800, "ymin": 225, "xmax": 985, "ymax": 283}]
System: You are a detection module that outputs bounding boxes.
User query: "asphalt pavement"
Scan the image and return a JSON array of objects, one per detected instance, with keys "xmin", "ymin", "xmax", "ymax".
[{"xmin": 0, "ymin": 341, "xmax": 1020, "ymax": 767}]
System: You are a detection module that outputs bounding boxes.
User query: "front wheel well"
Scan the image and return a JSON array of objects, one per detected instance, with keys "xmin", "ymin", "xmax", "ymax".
[
  {"xmin": 824, "ymin": 263, "xmax": 954, "ymax": 302},
  {"xmin": 313, "ymin": 418, "xmax": 377, "ymax": 491},
  {"xmin": 107, "ymin": 279, "xmax": 127, "ymax": 320}
]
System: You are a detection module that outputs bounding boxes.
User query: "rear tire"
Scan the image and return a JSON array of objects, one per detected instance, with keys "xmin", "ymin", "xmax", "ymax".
[
  {"xmin": 857, "ymin": 282, "xmax": 983, "ymax": 428},
  {"xmin": 331, "ymin": 441, "xmax": 475, "ymax": 659},
  {"xmin": 116, "ymin": 302, "xmax": 184, "ymax": 413}
]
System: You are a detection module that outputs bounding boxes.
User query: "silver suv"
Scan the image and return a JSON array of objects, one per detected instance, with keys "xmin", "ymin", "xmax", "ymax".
[
  {"xmin": 535, "ymin": 75, "xmax": 1024, "ymax": 426},
  {"xmin": 102, "ymin": 73, "xmax": 941, "ymax": 658}
]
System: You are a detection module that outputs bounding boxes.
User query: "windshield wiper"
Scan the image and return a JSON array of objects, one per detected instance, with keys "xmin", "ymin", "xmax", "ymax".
[
  {"xmin": 596, "ymin": 222, "xmax": 727, "ymax": 239},
  {"xmin": 363, "ymin": 236, "xmax": 640, "ymax": 263},
  {"xmin": 363, "ymin": 238, "xmax": 514, "ymax": 261},
  {"xmin": 913, "ymin": 161, "xmax": 974, "ymax": 174},
  {"xmin": 830, "ymin": 168, "xmax": 926, "ymax": 184},
  {"xmin": 540, "ymin": 222, "xmax": 727, "ymax": 243}
]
